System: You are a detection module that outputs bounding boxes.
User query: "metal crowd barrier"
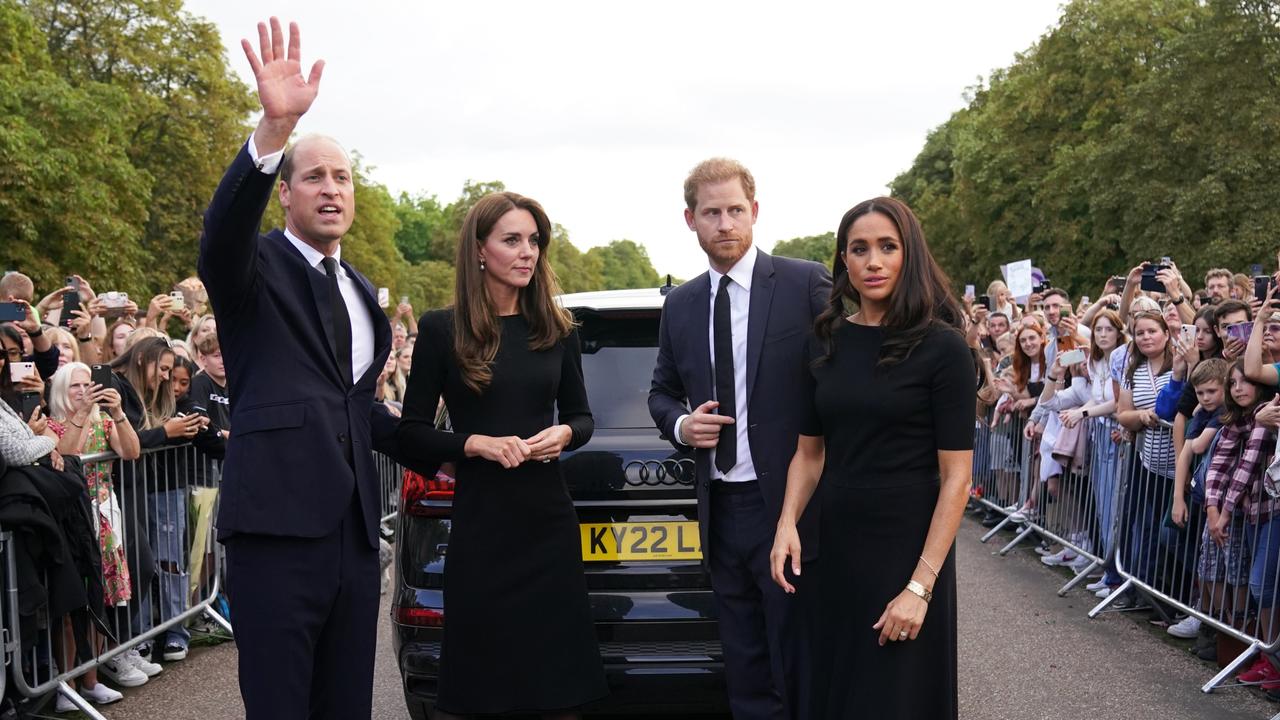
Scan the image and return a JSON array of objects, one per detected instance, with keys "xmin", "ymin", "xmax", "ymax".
[
  {"xmin": 1, "ymin": 443, "xmax": 232, "ymax": 717},
  {"xmin": 375, "ymin": 451, "xmax": 404, "ymax": 528},
  {"xmin": 973, "ymin": 411, "xmax": 1280, "ymax": 704}
]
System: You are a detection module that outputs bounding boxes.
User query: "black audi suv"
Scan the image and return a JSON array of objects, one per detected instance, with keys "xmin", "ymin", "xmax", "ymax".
[{"xmin": 392, "ymin": 287, "xmax": 727, "ymax": 718}]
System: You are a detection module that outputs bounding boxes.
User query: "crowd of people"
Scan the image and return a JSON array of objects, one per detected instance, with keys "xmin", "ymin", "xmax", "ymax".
[
  {"xmin": 967, "ymin": 259, "xmax": 1280, "ymax": 699},
  {"xmin": 0, "ymin": 269, "xmax": 417, "ymax": 712}
]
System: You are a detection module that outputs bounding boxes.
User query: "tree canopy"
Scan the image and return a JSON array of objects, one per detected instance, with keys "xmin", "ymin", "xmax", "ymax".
[
  {"xmin": 0, "ymin": 0, "xmax": 664, "ymax": 310},
  {"xmin": 891, "ymin": 0, "xmax": 1280, "ymax": 296}
]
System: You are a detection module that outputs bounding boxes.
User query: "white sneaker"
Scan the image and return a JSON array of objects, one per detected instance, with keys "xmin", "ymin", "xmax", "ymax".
[
  {"xmin": 99, "ymin": 653, "xmax": 148, "ymax": 688},
  {"xmin": 124, "ymin": 647, "xmax": 162, "ymax": 678},
  {"xmin": 1041, "ymin": 549, "xmax": 1078, "ymax": 566},
  {"xmin": 1095, "ymin": 586, "xmax": 1112, "ymax": 598},
  {"xmin": 1085, "ymin": 579, "xmax": 1109, "ymax": 592},
  {"xmin": 1069, "ymin": 554, "xmax": 1093, "ymax": 574},
  {"xmin": 1167, "ymin": 615, "xmax": 1202, "ymax": 639},
  {"xmin": 80, "ymin": 682, "xmax": 123, "ymax": 704},
  {"xmin": 54, "ymin": 691, "xmax": 78, "ymax": 713}
]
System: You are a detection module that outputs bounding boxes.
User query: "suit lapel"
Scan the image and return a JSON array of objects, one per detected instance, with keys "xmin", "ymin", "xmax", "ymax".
[
  {"xmin": 273, "ymin": 231, "xmax": 345, "ymax": 385},
  {"xmin": 745, "ymin": 251, "xmax": 775, "ymax": 401},
  {"xmin": 688, "ymin": 272, "xmax": 713, "ymax": 395}
]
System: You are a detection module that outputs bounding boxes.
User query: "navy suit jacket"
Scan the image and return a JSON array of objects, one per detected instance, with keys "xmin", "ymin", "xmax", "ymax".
[
  {"xmin": 198, "ymin": 144, "xmax": 392, "ymax": 549},
  {"xmin": 648, "ymin": 250, "xmax": 830, "ymax": 561}
]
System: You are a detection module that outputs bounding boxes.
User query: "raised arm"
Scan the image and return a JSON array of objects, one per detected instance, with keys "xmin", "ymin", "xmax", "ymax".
[
  {"xmin": 1245, "ymin": 281, "xmax": 1280, "ymax": 387},
  {"xmin": 199, "ymin": 18, "xmax": 324, "ymax": 314}
]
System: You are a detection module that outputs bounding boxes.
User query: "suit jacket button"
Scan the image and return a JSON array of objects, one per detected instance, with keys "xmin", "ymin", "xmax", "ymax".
[
  {"xmin": 337, "ymin": 433, "xmax": 347, "ymax": 443},
  {"xmin": 701, "ymin": 480, "xmax": 709, "ymax": 490}
]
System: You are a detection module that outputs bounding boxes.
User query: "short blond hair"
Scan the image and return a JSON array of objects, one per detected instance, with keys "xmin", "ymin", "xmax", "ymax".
[{"xmin": 683, "ymin": 157, "xmax": 756, "ymax": 210}]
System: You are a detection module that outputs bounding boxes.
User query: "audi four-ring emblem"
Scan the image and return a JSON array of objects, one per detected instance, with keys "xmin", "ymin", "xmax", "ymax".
[{"xmin": 624, "ymin": 459, "xmax": 696, "ymax": 486}]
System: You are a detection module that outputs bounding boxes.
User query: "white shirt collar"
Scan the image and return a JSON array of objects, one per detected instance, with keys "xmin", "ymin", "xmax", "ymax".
[
  {"xmin": 708, "ymin": 244, "xmax": 758, "ymax": 294},
  {"xmin": 284, "ymin": 228, "xmax": 342, "ymax": 275}
]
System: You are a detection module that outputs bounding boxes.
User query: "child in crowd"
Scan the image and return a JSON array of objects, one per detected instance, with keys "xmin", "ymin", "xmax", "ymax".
[
  {"xmin": 1169, "ymin": 359, "xmax": 1228, "ymax": 655},
  {"xmin": 1204, "ymin": 362, "xmax": 1279, "ymax": 690}
]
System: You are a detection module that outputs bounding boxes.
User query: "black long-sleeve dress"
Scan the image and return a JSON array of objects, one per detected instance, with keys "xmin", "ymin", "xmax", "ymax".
[
  {"xmin": 397, "ymin": 309, "xmax": 607, "ymax": 714},
  {"xmin": 803, "ymin": 321, "xmax": 973, "ymax": 719}
]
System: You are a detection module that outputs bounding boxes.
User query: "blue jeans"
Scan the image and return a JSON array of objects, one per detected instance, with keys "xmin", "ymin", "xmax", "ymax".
[
  {"xmin": 1090, "ymin": 434, "xmax": 1123, "ymax": 585},
  {"xmin": 132, "ymin": 489, "xmax": 191, "ymax": 648},
  {"xmin": 1246, "ymin": 515, "xmax": 1280, "ymax": 608}
]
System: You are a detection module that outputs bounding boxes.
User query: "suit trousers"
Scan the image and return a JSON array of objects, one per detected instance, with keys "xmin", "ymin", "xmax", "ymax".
[
  {"xmin": 709, "ymin": 480, "xmax": 810, "ymax": 720},
  {"xmin": 225, "ymin": 495, "xmax": 379, "ymax": 720}
]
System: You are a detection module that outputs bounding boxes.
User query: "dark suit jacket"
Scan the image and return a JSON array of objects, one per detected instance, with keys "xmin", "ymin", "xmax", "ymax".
[
  {"xmin": 649, "ymin": 250, "xmax": 830, "ymax": 560},
  {"xmin": 198, "ymin": 144, "xmax": 392, "ymax": 549}
]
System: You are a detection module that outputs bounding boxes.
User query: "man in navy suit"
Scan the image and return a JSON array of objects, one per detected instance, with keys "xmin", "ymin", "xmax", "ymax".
[
  {"xmin": 649, "ymin": 158, "xmax": 830, "ymax": 719},
  {"xmin": 198, "ymin": 18, "xmax": 390, "ymax": 719}
]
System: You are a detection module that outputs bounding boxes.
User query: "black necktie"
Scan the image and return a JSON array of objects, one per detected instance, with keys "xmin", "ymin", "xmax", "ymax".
[
  {"xmin": 714, "ymin": 274, "xmax": 737, "ymax": 475},
  {"xmin": 321, "ymin": 257, "xmax": 353, "ymax": 386}
]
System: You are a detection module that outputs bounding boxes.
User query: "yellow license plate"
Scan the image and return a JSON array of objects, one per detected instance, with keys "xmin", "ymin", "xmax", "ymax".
[{"xmin": 580, "ymin": 522, "xmax": 702, "ymax": 561}]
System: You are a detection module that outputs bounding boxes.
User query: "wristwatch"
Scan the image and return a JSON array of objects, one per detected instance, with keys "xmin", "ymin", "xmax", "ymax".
[
  {"xmin": 1170, "ymin": 295, "xmax": 1185, "ymax": 305},
  {"xmin": 1082, "ymin": 408, "xmax": 1089, "ymax": 418}
]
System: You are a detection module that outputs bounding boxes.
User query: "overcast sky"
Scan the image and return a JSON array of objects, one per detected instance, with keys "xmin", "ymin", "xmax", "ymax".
[{"xmin": 184, "ymin": 1, "xmax": 1064, "ymax": 280}]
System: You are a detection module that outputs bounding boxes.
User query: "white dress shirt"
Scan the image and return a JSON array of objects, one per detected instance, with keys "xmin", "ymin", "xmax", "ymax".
[
  {"xmin": 676, "ymin": 244, "xmax": 759, "ymax": 483},
  {"xmin": 246, "ymin": 135, "xmax": 376, "ymax": 385}
]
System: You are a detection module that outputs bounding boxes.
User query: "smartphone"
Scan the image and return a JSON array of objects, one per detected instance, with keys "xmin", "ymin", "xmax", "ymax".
[
  {"xmin": 1081, "ymin": 295, "xmax": 1090, "ymax": 307},
  {"xmin": 1140, "ymin": 265, "xmax": 1164, "ymax": 293},
  {"xmin": 19, "ymin": 393, "xmax": 40, "ymax": 421},
  {"xmin": 963, "ymin": 284, "xmax": 975, "ymax": 300},
  {"xmin": 1180, "ymin": 324, "xmax": 1197, "ymax": 347},
  {"xmin": 168, "ymin": 291, "xmax": 185, "ymax": 311},
  {"xmin": 9, "ymin": 361, "xmax": 34, "ymax": 383},
  {"xmin": 61, "ymin": 289, "xmax": 80, "ymax": 327},
  {"xmin": 399, "ymin": 295, "xmax": 410, "ymax": 306},
  {"xmin": 1226, "ymin": 322, "xmax": 1254, "ymax": 344},
  {"xmin": 1255, "ymin": 275, "xmax": 1273, "ymax": 303},
  {"xmin": 65, "ymin": 276, "xmax": 79, "ymax": 291},
  {"xmin": 1059, "ymin": 348, "xmax": 1087, "ymax": 367},
  {"xmin": 0, "ymin": 302, "xmax": 24, "ymax": 322},
  {"xmin": 91, "ymin": 363, "xmax": 113, "ymax": 391},
  {"xmin": 1252, "ymin": 263, "xmax": 1265, "ymax": 277},
  {"xmin": 377, "ymin": 288, "xmax": 390, "ymax": 308},
  {"xmin": 978, "ymin": 295, "xmax": 993, "ymax": 311}
]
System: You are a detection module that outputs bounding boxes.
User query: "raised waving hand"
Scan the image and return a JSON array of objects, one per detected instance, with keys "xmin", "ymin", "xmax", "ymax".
[{"xmin": 243, "ymin": 18, "xmax": 325, "ymax": 154}]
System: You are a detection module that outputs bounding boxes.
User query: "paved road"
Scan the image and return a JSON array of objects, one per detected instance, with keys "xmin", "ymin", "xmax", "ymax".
[{"xmin": 78, "ymin": 517, "xmax": 1279, "ymax": 719}]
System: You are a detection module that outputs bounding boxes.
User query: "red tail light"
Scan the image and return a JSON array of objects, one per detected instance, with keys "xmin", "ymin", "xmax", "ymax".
[
  {"xmin": 394, "ymin": 606, "xmax": 444, "ymax": 627},
  {"xmin": 403, "ymin": 468, "xmax": 456, "ymax": 517}
]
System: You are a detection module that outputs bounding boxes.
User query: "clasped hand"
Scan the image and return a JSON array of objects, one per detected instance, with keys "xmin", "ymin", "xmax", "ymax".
[{"xmin": 467, "ymin": 425, "xmax": 573, "ymax": 469}]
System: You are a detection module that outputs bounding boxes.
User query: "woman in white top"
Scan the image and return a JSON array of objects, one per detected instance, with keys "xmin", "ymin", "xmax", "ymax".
[{"xmin": 1057, "ymin": 309, "xmax": 1127, "ymax": 592}]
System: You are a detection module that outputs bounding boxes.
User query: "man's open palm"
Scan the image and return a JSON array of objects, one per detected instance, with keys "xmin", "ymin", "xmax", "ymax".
[{"xmin": 242, "ymin": 17, "xmax": 323, "ymax": 121}]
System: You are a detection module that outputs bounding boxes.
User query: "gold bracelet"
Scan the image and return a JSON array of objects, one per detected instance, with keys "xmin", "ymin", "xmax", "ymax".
[
  {"xmin": 919, "ymin": 555, "xmax": 941, "ymax": 578},
  {"xmin": 906, "ymin": 580, "xmax": 933, "ymax": 603}
]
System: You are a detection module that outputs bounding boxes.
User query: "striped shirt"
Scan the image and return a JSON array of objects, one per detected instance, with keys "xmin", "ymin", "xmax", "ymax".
[
  {"xmin": 1205, "ymin": 412, "xmax": 1279, "ymax": 524},
  {"xmin": 1124, "ymin": 360, "xmax": 1175, "ymax": 478}
]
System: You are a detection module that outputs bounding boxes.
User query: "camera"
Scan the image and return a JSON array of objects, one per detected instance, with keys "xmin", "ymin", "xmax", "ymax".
[
  {"xmin": 101, "ymin": 291, "xmax": 128, "ymax": 308},
  {"xmin": 1140, "ymin": 259, "xmax": 1170, "ymax": 293}
]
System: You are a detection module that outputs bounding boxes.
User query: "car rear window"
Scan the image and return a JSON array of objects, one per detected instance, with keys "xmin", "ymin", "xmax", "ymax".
[{"xmin": 574, "ymin": 310, "xmax": 660, "ymax": 430}]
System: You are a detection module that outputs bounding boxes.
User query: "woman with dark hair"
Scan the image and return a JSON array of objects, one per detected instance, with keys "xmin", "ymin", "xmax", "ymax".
[
  {"xmin": 769, "ymin": 197, "xmax": 973, "ymax": 718},
  {"xmin": 397, "ymin": 192, "xmax": 606, "ymax": 718}
]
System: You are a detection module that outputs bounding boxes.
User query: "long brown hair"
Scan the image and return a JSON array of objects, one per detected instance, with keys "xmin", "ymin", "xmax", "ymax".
[
  {"xmin": 1012, "ymin": 324, "xmax": 1046, "ymax": 391},
  {"xmin": 815, "ymin": 197, "xmax": 964, "ymax": 367},
  {"xmin": 452, "ymin": 192, "xmax": 574, "ymax": 393},
  {"xmin": 1089, "ymin": 309, "xmax": 1127, "ymax": 364},
  {"xmin": 109, "ymin": 336, "xmax": 176, "ymax": 429},
  {"xmin": 1222, "ymin": 360, "xmax": 1276, "ymax": 426}
]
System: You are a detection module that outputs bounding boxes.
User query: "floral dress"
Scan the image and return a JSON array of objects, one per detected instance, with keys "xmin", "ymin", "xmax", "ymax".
[{"xmin": 49, "ymin": 417, "xmax": 132, "ymax": 606}]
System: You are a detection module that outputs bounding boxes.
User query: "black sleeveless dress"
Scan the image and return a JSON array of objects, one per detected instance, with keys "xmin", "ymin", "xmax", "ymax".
[
  {"xmin": 397, "ymin": 309, "xmax": 607, "ymax": 714},
  {"xmin": 803, "ymin": 321, "xmax": 973, "ymax": 719}
]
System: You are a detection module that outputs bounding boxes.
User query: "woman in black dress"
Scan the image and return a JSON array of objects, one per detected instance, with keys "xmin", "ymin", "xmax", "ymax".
[
  {"xmin": 397, "ymin": 192, "xmax": 607, "ymax": 718},
  {"xmin": 770, "ymin": 196, "xmax": 973, "ymax": 718}
]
